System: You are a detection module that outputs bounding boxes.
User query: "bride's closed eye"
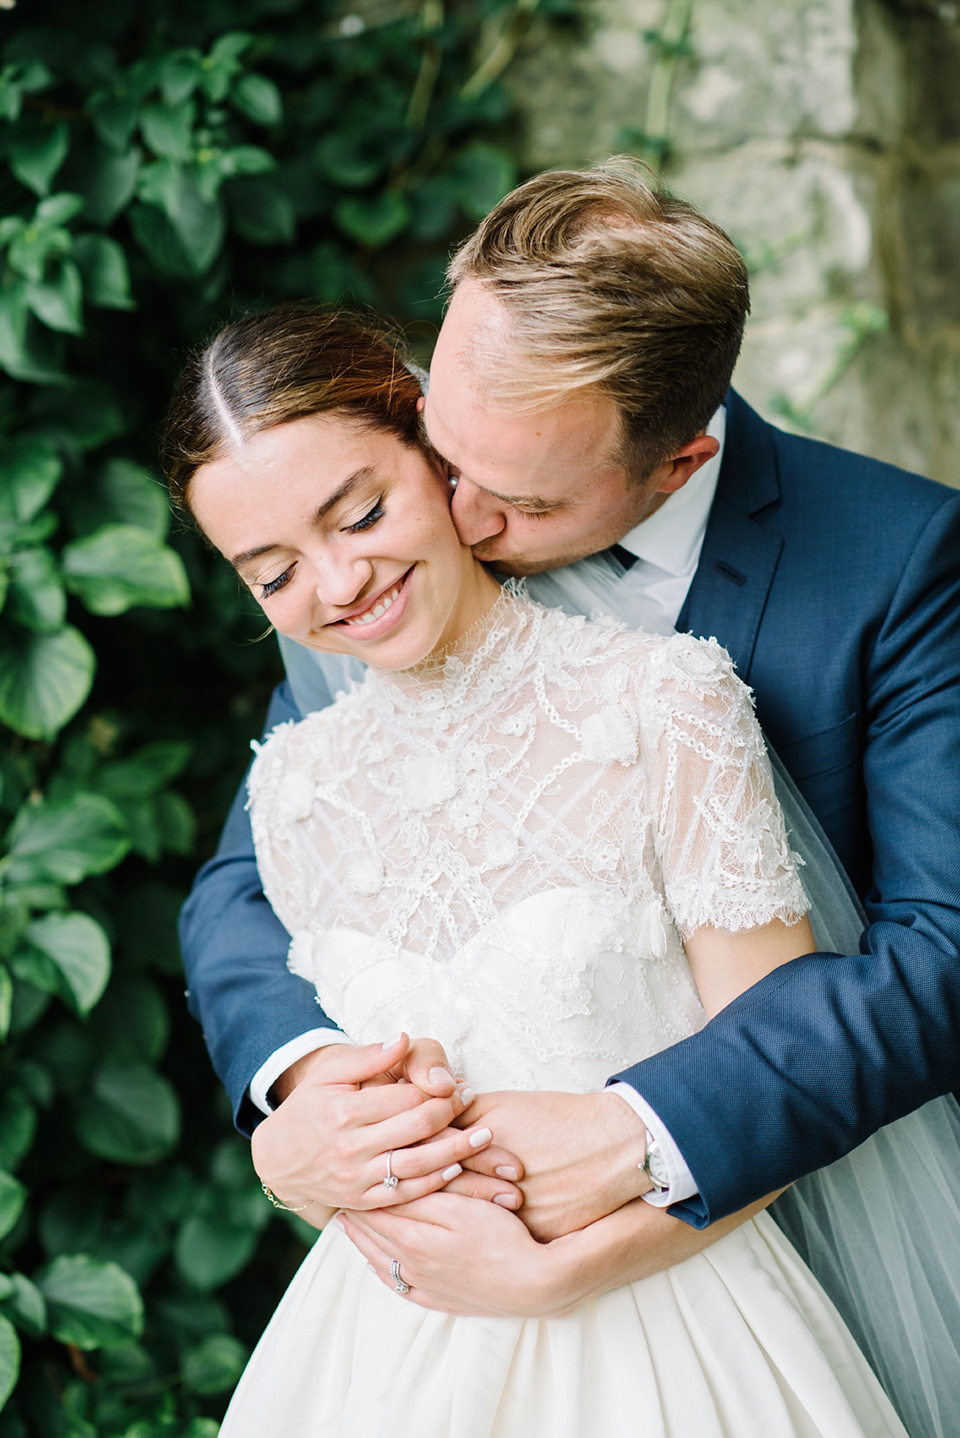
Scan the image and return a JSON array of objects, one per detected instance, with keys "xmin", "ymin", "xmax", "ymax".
[
  {"xmin": 257, "ymin": 495, "xmax": 385, "ymax": 598},
  {"xmin": 260, "ymin": 567, "xmax": 294, "ymax": 599},
  {"xmin": 344, "ymin": 497, "xmax": 385, "ymax": 533}
]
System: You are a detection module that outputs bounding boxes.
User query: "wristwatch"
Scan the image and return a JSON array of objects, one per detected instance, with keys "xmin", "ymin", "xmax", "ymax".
[{"xmin": 639, "ymin": 1129, "xmax": 670, "ymax": 1194}]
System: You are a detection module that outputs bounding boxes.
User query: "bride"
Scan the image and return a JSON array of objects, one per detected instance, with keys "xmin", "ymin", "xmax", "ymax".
[{"xmin": 168, "ymin": 305, "xmax": 911, "ymax": 1437}]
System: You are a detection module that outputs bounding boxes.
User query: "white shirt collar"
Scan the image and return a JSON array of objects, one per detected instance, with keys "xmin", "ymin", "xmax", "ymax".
[{"xmin": 616, "ymin": 405, "xmax": 726, "ymax": 576}]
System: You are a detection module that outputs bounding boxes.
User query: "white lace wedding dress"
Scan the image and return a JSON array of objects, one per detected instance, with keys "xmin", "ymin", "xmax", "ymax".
[{"xmin": 224, "ymin": 588, "xmax": 906, "ymax": 1438}]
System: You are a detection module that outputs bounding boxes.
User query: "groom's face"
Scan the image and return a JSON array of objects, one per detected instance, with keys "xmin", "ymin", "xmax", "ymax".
[{"xmin": 423, "ymin": 280, "xmax": 693, "ymax": 576}]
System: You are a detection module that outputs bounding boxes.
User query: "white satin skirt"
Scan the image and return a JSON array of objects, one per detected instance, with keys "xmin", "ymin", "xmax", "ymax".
[{"xmin": 219, "ymin": 1212, "xmax": 906, "ymax": 1438}]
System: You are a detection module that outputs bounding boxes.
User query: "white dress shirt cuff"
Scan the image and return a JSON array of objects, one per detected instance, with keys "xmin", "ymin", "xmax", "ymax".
[
  {"xmin": 608, "ymin": 1082, "xmax": 700, "ymax": 1208},
  {"xmin": 249, "ymin": 1028, "xmax": 356, "ymax": 1115}
]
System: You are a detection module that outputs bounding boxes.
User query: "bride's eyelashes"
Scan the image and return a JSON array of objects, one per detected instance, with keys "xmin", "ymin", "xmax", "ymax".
[
  {"xmin": 255, "ymin": 496, "xmax": 387, "ymax": 599},
  {"xmin": 344, "ymin": 496, "xmax": 385, "ymax": 533},
  {"xmin": 260, "ymin": 566, "xmax": 294, "ymax": 599}
]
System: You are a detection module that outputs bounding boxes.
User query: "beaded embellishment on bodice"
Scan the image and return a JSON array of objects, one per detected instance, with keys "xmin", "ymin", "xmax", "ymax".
[{"xmin": 248, "ymin": 589, "xmax": 806, "ymax": 1092}]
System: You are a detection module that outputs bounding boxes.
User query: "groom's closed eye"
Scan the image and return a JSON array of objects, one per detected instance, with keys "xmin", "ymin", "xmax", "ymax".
[{"xmin": 454, "ymin": 478, "xmax": 566, "ymax": 516}]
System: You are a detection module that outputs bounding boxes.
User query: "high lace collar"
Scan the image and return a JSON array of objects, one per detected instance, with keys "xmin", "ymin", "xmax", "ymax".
[{"xmin": 364, "ymin": 581, "xmax": 547, "ymax": 729}]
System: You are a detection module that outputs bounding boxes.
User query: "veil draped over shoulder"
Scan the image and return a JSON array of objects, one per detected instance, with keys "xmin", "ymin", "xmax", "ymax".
[{"xmin": 525, "ymin": 552, "xmax": 960, "ymax": 1438}]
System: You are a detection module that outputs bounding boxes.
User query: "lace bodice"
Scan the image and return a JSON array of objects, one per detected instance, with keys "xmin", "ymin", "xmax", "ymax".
[{"xmin": 248, "ymin": 589, "xmax": 807, "ymax": 1092}]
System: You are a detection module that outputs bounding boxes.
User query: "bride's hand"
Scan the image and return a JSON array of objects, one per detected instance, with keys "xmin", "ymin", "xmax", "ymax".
[
  {"xmin": 337, "ymin": 1194, "xmax": 565, "ymax": 1318},
  {"xmin": 339, "ymin": 1189, "xmax": 778, "ymax": 1318},
  {"xmin": 251, "ymin": 1035, "xmax": 523, "ymax": 1215}
]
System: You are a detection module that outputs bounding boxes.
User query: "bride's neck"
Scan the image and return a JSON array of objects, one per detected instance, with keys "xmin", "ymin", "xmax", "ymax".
[{"xmin": 424, "ymin": 553, "xmax": 502, "ymax": 661}]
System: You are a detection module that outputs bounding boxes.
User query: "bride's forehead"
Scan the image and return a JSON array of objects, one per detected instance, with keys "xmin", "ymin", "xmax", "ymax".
[{"xmin": 199, "ymin": 418, "xmax": 407, "ymax": 494}]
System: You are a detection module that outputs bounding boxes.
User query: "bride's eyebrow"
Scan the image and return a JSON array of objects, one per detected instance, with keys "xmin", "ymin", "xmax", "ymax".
[
  {"xmin": 314, "ymin": 466, "xmax": 378, "ymax": 521},
  {"xmin": 230, "ymin": 467, "xmax": 378, "ymax": 569}
]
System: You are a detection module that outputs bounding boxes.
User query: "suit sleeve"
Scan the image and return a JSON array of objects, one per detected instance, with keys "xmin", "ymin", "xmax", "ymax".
[
  {"xmin": 611, "ymin": 492, "xmax": 960, "ymax": 1227},
  {"xmin": 179, "ymin": 679, "xmax": 345, "ymax": 1135}
]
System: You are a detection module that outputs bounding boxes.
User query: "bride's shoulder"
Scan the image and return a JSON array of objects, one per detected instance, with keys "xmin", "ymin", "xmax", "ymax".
[
  {"xmin": 563, "ymin": 615, "xmax": 753, "ymax": 719},
  {"xmin": 546, "ymin": 604, "xmax": 740, "ymax": 689},
  {"xmin": 247, "ymin": 684, "xmax": 370, "ymax": 798}
]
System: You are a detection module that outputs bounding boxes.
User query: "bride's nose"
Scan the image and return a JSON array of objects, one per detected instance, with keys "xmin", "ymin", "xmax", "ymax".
[{"xmin": 314, "ymin": 552, "xmax": 374, "ymax": 609}]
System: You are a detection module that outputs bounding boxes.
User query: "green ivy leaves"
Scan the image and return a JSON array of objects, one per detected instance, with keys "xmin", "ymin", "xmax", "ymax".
[
  {"xmin": 75, "ymin": 1059, "xmax": 181, "ymax": 1167},
  {"xmin": 0, "ymin": 2, "xmax": 545, "ymax": 1430},
  {"xmin": 36, "ymin": 1255, "xmax": 143, "ymax": 1350},
  {"xmin": 2, "ymin": 792, "xmax": 129, "ymax": 887},
  {"xmin": 8, "ymin": 122, "xmax": 69, "ymax": 197},
  {"xmin": 0, "ymin": 1313, "xmax": 18, "ymax": 1411},
  {"xmin": 0, "ymin": 626, "xmax": 95, "ymax": 740},
  {"xmin": 0, "ymin": 1172, "xmax": 27, "ymax": 1242},
  {"xmin": 16, "ymin": 912, "xmax": 110, "ymax": 1016},
  {"xmin": 0, "ymin": 432, "xmax": 187, "ymax": 739},
  {"xmin": 62, "ymin": 526, "xmax": 189, "ymax": 617}
]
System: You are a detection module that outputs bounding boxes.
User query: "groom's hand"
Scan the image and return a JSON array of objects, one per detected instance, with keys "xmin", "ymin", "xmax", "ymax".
[
  {"xmin": 252, "ymin": 1036, "xmax": 524, "ymax": 1214},
  {"xmin": 455, "ymin": 1090, "xmax": 652, "ymax": 1241}
]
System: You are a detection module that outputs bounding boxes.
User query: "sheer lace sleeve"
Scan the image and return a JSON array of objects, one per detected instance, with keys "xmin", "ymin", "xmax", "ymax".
[{"xmin": 637, "ymin": 635, "xmax": 809, "ymax": 939}]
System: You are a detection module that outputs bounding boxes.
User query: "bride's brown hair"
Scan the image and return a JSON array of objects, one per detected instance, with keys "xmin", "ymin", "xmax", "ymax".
[{"xmin": 162, "ymin": 305, "xmax": 424, "ymax": 514}]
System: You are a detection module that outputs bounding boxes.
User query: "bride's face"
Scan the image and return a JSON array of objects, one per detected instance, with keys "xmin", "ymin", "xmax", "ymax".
[{"xmin": 190, "ymin": 413, "xmax": 497, "ymax": 670}]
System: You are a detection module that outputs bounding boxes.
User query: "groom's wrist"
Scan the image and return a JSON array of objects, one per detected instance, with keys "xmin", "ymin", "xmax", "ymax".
[
  {"xmin": 251, "ymin": 1028, "xmax": 357, "ymax": 1113},
  {"xmin": 268, "ymin": 1040, "xmax": 356, "ymax": 1105},
  {"xmin": 606, "ymin": 1082, "xmax": 699, "ymax": 1207},
  {"xmin": 591, "ymin": 1091, "xmax": 654, "ymax": 1205}
]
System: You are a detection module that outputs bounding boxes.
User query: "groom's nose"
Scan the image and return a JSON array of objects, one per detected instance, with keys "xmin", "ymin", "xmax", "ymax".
[{"xmin": 450, "ymin": 476, "xmax": 507, "ymax": 548}]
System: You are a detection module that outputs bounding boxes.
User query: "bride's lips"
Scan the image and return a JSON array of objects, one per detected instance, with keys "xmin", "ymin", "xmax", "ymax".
[{"xmin": 329, "ymin": 567, "xmax": 414, "ymax": 642}]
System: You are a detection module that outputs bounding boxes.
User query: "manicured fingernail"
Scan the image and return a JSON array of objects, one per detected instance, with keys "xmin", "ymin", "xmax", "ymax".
[
  {"xmin": 429, "ymin": 1066, "xmax": 454, "ymax": 1086},
  {"xmin": 458, "ymin": 1087, "xmax": 475, "ymax": 1106},
  {"xmin": 495, "ymin": 1166, "xmax": 519, "ymax": 1181},
  {"xmin": 494, "ymin": 1192, "xmax": 520, "ymax": 1208},
  {"xmin": 382, "ymin": 1033, "xmax": 404, "ymax": 1049},
  {"xmin": 441, "ymin": 1164, "xmax": 462, "ymax": 1181},
  {"xmin": 335, "ymin": 1217, "xmax": 346, "ymax": 1230},
  {"xmin": 468, "ymin": 1126, "xmax": 492, "ymax": 1148}
]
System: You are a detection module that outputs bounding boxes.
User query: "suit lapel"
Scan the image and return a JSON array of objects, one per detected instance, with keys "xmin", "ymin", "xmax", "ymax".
[{"xmin": 677, "ymin": 392, "xmax": 784, "ymax": 680}]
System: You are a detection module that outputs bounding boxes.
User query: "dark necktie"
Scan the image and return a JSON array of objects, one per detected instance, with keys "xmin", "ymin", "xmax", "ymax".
[{"xmin": 608, "ymin": 544, "xmax": 638, "ymax": 571}]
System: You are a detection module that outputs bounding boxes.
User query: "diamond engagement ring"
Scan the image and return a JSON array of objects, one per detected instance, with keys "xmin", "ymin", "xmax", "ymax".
[
  {"xmin": 390, "ymin": 1259, "xmax": 409, "ymax": 1294},
  {"xmin": 383, "ymin": 1151, "xmax": 399, "ymax": 1190}
]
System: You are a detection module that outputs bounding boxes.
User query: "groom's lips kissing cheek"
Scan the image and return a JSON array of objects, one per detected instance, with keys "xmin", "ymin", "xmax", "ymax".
[{"xmin": 328, "ymin": 566, "xmax": 414, "ymax": 642}]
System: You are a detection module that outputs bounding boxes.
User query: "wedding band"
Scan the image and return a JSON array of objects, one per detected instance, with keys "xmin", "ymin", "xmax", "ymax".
[
  {"xmin": 383, "ymin": 1151, "xmax": 399, "ymax": 1190},
  {"xmin": 390, "ymin": 1258, "xmax": 409, "ymax": 1294}
]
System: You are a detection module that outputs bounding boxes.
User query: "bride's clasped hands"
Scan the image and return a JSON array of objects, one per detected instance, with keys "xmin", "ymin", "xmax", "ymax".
[{"xmin": 249, "ymin": 1031, "xmax": 527, "ymax": 1223}]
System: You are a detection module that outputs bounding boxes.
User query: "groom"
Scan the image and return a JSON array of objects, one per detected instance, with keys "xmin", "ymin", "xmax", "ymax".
[{"xmin": 181, "ymin": 162, "xmax": 960, "ymax": 1296}]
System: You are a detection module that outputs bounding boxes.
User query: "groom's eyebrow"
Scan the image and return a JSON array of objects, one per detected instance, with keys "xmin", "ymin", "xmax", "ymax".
[
  {"xmin": 230, "ymin": 468, "xmax": 377, "ymax": 568},
  {"xmin": 477, "ymin": 485, "xmax": 566, "ymax": 512}
]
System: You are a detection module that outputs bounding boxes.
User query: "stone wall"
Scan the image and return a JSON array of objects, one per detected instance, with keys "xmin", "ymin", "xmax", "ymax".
[{"xmin": 506, "ymin": 0, "xmax": 960, "ymax": 488}]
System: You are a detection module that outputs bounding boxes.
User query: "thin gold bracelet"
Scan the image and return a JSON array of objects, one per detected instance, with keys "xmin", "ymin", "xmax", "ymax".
[{"xmin": 261, "ymin": 1182, "xmax": 317, "ymax": 1214}]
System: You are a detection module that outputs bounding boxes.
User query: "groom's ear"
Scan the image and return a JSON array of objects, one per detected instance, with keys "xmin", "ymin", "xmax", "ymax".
[{"xmin": 650, "ymin": 432, "xmax": 720, "ymax": 497}]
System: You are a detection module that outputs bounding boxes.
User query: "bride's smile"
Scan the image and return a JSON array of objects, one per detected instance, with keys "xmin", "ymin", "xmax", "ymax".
[{"xmin": 189, "ymin": 412, "xmax": 501, "ymax": 671}]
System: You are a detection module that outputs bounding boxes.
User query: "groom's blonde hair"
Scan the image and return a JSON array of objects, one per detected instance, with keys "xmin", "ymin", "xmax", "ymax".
[{"xmin": 448, "ymin": 158, "xmax": 750, "ymax": 477}]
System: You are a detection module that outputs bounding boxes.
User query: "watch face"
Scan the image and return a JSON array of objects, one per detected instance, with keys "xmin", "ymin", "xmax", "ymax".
[{"xmin": 647, "ymin": 1143, "xmax": 669, "ymax": 1190}]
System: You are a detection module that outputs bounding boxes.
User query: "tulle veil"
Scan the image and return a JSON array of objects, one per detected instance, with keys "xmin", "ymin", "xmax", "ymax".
[{"xmin": 525, "ymin": 552, "xmax": 960, "ymax": 1438}]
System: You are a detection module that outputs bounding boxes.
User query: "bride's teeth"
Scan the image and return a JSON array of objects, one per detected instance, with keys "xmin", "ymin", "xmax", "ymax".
[{"xmin": 345, "ymin": 580, "xmax": 402, "ymax": 627}]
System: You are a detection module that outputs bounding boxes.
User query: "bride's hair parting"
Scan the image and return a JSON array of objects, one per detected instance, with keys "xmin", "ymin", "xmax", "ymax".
[
  {"xmin": 448, "ymin": 157, "xmax": 750, "ymax": 482},
  {"xmin": 161, "ymin": 305, "xmax": 424, "ymax": 515}
]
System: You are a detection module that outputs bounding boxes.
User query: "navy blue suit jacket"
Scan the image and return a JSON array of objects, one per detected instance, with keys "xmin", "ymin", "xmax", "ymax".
[{"xmin": 179, "ymin": 391, "xmax": 960, "ymax": 1225}]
